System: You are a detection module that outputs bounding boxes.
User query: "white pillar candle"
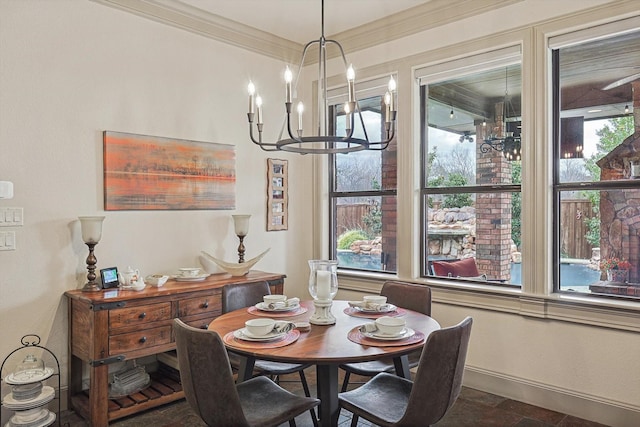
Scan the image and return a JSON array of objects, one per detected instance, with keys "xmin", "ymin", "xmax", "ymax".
[{"xmin": 316, "ymin": 270, "xmax": 331, "ymax": 300}]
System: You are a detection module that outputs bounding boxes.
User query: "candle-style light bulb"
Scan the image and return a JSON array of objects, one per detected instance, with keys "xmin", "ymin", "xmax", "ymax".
[
  {"xmin": 248, "ymin": 81, "xmax": 255, "ymax": 114},
  {"xmin": 297, "ymin": 101, "xmax": 304, "ymax": 132},
  {"xmin": 625, "ymin": 104, "xmax": 630, "ymax": 114},
  {"xmin": 384, "ymin": 92, "xmax": 391, "ymax": 123},
  {"xmin": 387, "ymin": 75, "xmax": 396, "ymax": 112},
  {"xmin": 284, "ymin": 66, "xmax": 293, "ymax": 104},
  {"xmin": 347, "ymin": 65, "xmax": 355, "ymax": 103},
  {"xmin": 344, "ymin": 102, "xmax": 351, "ymax": 131},
  {"xmin": 256, "ymin": 95, "xmax": 263, "ymax": 125}
]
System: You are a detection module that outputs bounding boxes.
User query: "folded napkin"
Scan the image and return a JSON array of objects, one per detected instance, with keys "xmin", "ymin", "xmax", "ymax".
[
  {"xmin": 272, "ymin": 321, "xmax": 296, "ymax": 334},
  {"xmin": 348, "ymin": 301, "xmax": 393, "ymax": 312},
  {"xmin": 359, "ymin": 323, "xmax": 379, "ymax": 333},
  {"xmin": 268, "ymin": 297, "xmax": 300, "ymax": 309}
]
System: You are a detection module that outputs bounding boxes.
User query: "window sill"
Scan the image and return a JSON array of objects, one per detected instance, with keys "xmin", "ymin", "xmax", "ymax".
[{"xmin": 337, "ymin": 272, "xmax": 640, "ymax": 332}]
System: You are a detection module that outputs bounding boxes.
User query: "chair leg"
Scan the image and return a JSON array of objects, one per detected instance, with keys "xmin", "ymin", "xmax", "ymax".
[
  {"xmin": 299, "ymin": 371, "xmax": 319, "ymax": 427},
  {"xmin": 289, "ymin": 420, "xmax": 297, "ymax": 427},
  {"xmin": 341, "ymin": 371, "xmax": 351, "ymax": 392},
  {"xmin": 350, "ymin": 414, "xmax": 359, "ymax": 427}
]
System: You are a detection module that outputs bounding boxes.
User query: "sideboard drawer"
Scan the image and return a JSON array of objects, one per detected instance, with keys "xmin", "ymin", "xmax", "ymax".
[
  {"xmin": 178, "ymin": 294, "xmax": 221, "ymax": 317},
  {"xmin": 109, "ymin": 302, "xmax": 172, "ymax": 330},
  {"xmin": 109, "ymin": 325, "xmax": 172, "ymax": 354}
]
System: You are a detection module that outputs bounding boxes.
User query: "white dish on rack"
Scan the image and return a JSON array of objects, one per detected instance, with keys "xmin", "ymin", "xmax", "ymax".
[
  {"xmin": 362, "ymin": 328, "xmax": 415, "ymax": 341},
  {"xmin": 7, "ymin": 409, "xmax": 54, "ymax": 427},
  {"xmin": 2, "ymin": 386, "xmax": 55, "ymax": 410},
  {"xmin": 4, "ymin": 367, "xmax": 54, "ymax": 385},
  {"xmin": 233, "ymin": 328, "xmax": 286, "ymax": 342}
]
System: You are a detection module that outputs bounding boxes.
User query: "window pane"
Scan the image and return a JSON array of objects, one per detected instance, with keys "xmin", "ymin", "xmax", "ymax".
[
  {"xmin": 426, "ymin": 64, "xmax": 522, "ymax": 189},
  {"xmin": 335, "ymin": 195, "xmax": 396, "ymax": 273},
  {"xmin": 427, "ymin": 191, "xmax": 521, "ymax": 285},
  {"xmin": 334, "ymin": 96, "xmax": 391, "ymax": 192}
]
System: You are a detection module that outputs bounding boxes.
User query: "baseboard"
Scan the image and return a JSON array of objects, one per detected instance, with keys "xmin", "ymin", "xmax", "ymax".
[{"xmin": 464, "ymin": 366, "xmax": 640, "ymax": 427}]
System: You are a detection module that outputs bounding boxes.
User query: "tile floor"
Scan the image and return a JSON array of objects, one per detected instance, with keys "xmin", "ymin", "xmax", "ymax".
[{"xmin": 59, "ymin": 369, "xmax": 610, "ymax": 427}]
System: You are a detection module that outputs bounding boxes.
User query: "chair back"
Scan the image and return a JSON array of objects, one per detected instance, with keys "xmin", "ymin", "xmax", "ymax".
[
  {"xmin": 380, "ymin": 280, "xmax": 432, "ymax": 316},
  {"xmin": 400, "ymin": 317, "xmax": 473, "ymax": 426},
  {"xmin": 222, "ymin": 280, "xmax": 271, "ymax": 313},
  {"xmin": 173, "ymin": 318, "xmax": 250, "ymax": 426}
]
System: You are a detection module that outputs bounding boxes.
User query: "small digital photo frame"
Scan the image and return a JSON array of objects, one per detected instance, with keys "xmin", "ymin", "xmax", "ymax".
[{"xmin": 100, "ymin": 267, "xmax": 119, "ymax": 289}]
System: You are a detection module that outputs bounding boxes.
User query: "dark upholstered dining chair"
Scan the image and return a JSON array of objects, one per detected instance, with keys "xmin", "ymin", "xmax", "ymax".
[
  {"xmin": 339, "ymin": 280, "xmax": 432, "ymax": 391},
  {"xmin": 338, "ymin": 317, "xmax": 473, "ymax": 427},
  {"xmin": 174, "ymin": 318, "xmax": 320, "ymax": 427},
  {"xmin": 222, "ymin": 281, "xmax": 318, "ymax": 426}
]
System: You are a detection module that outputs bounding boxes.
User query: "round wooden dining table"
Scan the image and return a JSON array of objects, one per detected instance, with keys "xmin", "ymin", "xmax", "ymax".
[{"xmin": 208, "ymin": 299, "xmax": 440, "ymax": 427}]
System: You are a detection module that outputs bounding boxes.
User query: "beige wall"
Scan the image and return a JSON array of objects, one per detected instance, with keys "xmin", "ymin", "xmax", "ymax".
[{"xmin": 1, "ymin": 1, "xmax": 639, "ymax": 426}]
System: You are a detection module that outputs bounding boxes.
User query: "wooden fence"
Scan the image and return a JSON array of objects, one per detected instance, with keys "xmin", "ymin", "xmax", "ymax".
[
  {"xmin": 336, "ymin": 204, "xmax": 373, "ymax": 235},
  {"xmin": 560, "ymin": 199, "xmax": 594, "ymax": 260}
]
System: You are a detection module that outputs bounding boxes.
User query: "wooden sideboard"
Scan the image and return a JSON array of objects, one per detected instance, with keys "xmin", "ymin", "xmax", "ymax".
[{"xmin": 64, "ymin": 270, "xmax": 285, "ymax": 426}]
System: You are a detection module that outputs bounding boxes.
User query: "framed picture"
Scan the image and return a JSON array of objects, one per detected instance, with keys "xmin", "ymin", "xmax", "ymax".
[
  {"xmin": 266, "ymin": 158, "xmax": 288, "ymax": 231},
  {"xmin": 103, "ymin": 131, "xmax": 236, "ymax": 210}
]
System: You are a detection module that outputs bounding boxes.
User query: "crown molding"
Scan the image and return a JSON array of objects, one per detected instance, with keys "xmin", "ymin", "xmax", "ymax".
[
  {"xmin": 332, "ymin": 0, "xmax": 523, "ymax": 56},
  {"xmin": 90, "ymin": 0, "xmax": 522, "ymax": 64},
  {"xmin": 90, "ymin": 0, "xmax": 303, "ymax": 62}
]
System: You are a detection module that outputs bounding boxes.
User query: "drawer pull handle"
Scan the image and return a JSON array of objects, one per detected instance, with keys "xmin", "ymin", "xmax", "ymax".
[
  {"xmin": 201, "ymin": 301, "xmax": 209, "ymax": 308},
  {"xmin": 139, "ymin": 312, "xmax": 146, "ymax": 319},
  {"xmin": 139, "ymin": 336, "xmax": 147, "ymax": 343}
]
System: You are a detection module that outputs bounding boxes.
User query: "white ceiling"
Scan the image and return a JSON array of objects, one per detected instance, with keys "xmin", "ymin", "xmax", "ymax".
[{"xmin": 177, "ymin": 0, "xmax": 432, "ymax": 43}]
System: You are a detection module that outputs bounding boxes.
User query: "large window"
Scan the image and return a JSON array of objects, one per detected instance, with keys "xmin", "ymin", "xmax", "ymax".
[
  {"xmin": 419, "ymin": 51, "xmax": 522, "ymax": 286},
  {"xmin": 329, "ymin": 90, "xmax": 397, "ymax": 273},
  {"xmin": 552, "ymin": 27, "xmax": 640, "ymax": 299}
]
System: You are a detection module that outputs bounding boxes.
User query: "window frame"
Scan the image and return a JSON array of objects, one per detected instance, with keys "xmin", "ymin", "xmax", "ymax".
[
  {"xmin": 327, "ymin": 76, "xmax": 399, "ymax": 274},
  {"xmin": 551, "ymin": 28, "xmax": 640, "ymax": 300},
  {"xmin": 417, "ymin": 47, "xmax": 524, "ymax": 286}
]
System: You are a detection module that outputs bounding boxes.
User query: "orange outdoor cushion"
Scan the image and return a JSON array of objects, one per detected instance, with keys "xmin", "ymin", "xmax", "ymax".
[{"xmin": 432, "ymin": 258, "xmax": 480, "ymax": 277}]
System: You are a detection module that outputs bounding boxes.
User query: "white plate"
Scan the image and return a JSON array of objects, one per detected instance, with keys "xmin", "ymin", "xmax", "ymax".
[
  {"xmin": 5, "ymin": 411, "xmax": 55, "ymax": 427},
  {"xmin": 4, "ymin": 367, "xmax": 54, "ymax": 385},
  {"xmin": 174, "ymin": 274, "xmax": 210, "ymax": 282},
  {"xmin": 2, "ymin": 386, "xmax": 55, "ymax": 410},
  {"xmin": 255, "ymin": 302, "xmax": 300, "ymax": 312},
  {"xmin": 233, "ymin": 328, "xmax": 286, "ymax": 342},
  {"xmin": 354, "ymin": 303, "xmax": 397, "ymax": 313},
  {"xmin": 363, "ymin": 327, "xmax": 415, "ymax": 341}
]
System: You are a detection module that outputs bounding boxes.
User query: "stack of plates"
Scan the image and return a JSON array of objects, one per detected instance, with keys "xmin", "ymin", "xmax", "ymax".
[
  {"xmin": 2, "ymin": 386, "xmax": 55, "ymax": 410},
  {"xmin": 6, "ymin": 408, "xmax": 56, "ymax": 427}
]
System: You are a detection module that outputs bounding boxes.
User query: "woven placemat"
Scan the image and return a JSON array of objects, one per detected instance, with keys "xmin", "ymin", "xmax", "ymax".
[
  {"xmin": 247, "ymin": 305, "xmax": 308, "ymax": 317},
  {"xmin": 343, "ymin": 306, "xmax": 407, "ymax": 319},
  {"xmin": 347, "ymin": 326, "xmax": 425, "ymax": 347},
  {"xmin": 223, "ymin": 329, "xmax": 300, "ymax": 350}
]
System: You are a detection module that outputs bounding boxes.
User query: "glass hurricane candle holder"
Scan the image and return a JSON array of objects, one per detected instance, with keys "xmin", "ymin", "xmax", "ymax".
[{"xmin": 308, "ymin": 260, "xmax": 338, "ymax": 325}]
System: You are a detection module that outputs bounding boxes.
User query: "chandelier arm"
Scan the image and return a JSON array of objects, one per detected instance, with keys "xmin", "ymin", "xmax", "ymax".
[{"xmin": 248, "ymin": 123, "xmax": 279, "ymax": 150}]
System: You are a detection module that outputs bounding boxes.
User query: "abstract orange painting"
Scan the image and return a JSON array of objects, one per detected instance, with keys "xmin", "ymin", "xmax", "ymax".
[{"xmin": 103, "ymin": 131, "xmax": 235, "ymax": 210}]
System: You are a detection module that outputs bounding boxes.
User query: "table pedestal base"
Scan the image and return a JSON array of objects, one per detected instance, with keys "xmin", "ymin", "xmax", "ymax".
[{"xmin": 309, "ymin": 300, "xmax": 336, "ymax": 325}]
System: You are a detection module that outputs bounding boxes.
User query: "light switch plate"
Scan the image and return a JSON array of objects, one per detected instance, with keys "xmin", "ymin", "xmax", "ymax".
[{"xmin": 0, "ymin": 208, "xmax": 23, "ymax": 227}]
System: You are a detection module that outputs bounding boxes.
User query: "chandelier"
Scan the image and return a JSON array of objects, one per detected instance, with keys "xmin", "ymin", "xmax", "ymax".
[
  {"xmin": 480, "ymin": 67, "xmax": 521, "ymax": 161},
  {"xmin": 245, "ymin": 0, "xmax": 397, "ymax": 154}
]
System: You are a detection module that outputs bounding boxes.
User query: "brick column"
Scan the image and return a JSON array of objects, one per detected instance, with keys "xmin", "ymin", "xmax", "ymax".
[
  {"xmin": 474, "ymin": 102, "xmax": 513, "ymax": 280},
  {"xmin": 381, "ymin": 133, "xmax": 397, "ymax": 272}
]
